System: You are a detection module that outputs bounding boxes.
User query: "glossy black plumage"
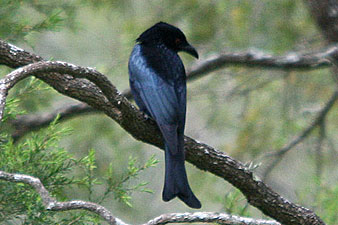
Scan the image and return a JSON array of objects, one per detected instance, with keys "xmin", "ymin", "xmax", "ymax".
[{"xmin": 128, "ymin": 22, "xmax": 201, "ymax": 208}]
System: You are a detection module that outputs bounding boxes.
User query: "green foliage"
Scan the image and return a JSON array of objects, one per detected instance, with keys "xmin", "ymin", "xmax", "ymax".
[
  {"xmin": 0, "ymin": 115, "xmax": 76, "ymax": 224},
  {"xmin": 1, "ymin": 98, "xmax": 24, "ymax": 123},
  {"xmin": 0, "ymin": 88, "xmax": 158, "ymax": 224},
  {"xmin": 299, "ymin": 177, "xmax": 338, "ymax": 224},
  {"xmin": 99, "ymin": 155, "xmax": 158, "ymax": 207},
  {"xmin": 0, "ymin": 0, "xmax": 77, "ymax": 43},
  {"xmin": 13, "ymin": 77, "xmax": 53, "ymax": 112},
  {"xmin": 222, "ymin": 189, "xmax": 252, "ymax": 217},
  {"xmin": 315, "ymin": 185, "xmax": 338, "ymax": 224}
]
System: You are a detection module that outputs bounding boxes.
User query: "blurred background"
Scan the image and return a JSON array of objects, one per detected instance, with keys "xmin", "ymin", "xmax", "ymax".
[{"xmin": 0, "ymin": 0, "xmax": 337, "ymax": 224}]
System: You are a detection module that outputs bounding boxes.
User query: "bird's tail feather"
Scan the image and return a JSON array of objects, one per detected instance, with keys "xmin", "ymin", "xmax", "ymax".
[{"xmin": 162, "ymin": 144, "xmax": 201, "ymax": 209}]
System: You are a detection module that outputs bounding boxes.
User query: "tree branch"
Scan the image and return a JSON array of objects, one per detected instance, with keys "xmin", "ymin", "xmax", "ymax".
[
  {"xmin": 315, "ymin": 120, "xmax": 326, "ymax": 183},
  {"xmin": 269, "ymin": 88, "xmax": 337, "ymax": 156},
  {"xmin": 186, "ymin": 45, "xmax": 337, "ymax": 82},
  {"xmin": 0, "ymin": 171, "xmax": 280, "ymax": 225},
  {"xmin": 5, "ymin": 42, "xmax": 338, "ymax": 141},
  {"xmin": 262, "ymin": 89, "xmax": 338, "ymax": 180},
  {"xmin": 144, "ymin": 212, "xmax": 280, "ymax": 225},
  {"xmin": 0, "ymin": 171, "xmax": 123, "ymax": 225},
  {"xmin": 11, "ymin": 103, "xmax": 96, "ymax": 141},
  {"xmin": 0, "ymin": 40, "xmax": 326, "ymax": 224}
]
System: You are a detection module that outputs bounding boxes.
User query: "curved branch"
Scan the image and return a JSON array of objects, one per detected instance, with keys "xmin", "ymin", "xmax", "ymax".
[
  {"xmin": 0, "ymin": 171, "xmax": 280, "ymax": 225},
  {"xmin": 0, "ymin": 61, "xmax": 122, "ymax": 121},
  {"xmin": 0, "ymin": 171, "xmax": 123, "ymax": 225},
  {"xmin": 5, "ymin": 42, "xmax": 338, "ymax": 141},
  {"xmin": 0, "ymin": 58, "xmax": 325, "ymax": 224},
  {"xmin": 0, "ymin": 41, "xmax": 43, "ymax": 67},
  {"xmin": 186, "ymin": 45, "xmax": 337, "ymax": 81}
]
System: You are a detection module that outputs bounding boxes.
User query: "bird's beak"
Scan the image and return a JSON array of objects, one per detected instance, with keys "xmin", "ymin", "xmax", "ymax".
[{"xmin": 180, "ymin": 43, "xmax": 199, "ymax": 59}]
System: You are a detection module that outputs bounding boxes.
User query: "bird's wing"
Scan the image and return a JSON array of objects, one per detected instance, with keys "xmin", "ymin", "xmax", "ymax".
[
  {"xmin": 129, "ymin": 45, "xmax": 186, "ymax": 155},
  {"xmin": 134, "ymin": 78, "xmax": 182, "ymax": 155},
  {"xmin": 134, "ymin": 79, "xmax": 179, "ymax": 123}
]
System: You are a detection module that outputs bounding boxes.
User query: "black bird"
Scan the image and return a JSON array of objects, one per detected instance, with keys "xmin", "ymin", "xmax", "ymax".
[{"xmin": 128, "ymin": 22, "xmax": 201, "ymax": 208}]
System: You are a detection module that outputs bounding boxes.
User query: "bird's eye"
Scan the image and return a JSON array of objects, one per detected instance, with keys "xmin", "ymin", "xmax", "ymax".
[{"xmin": 175, "ymin": 38, "xmax": 181, "ymax": 45}]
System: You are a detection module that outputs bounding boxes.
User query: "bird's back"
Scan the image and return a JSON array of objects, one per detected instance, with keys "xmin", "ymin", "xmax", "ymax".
[{"xmin": 128, "ymin": 43, "xmax": 187, "ymax": 127}]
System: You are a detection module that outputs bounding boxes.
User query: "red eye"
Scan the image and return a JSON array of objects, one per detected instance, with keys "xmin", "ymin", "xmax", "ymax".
[{"xmin": 175, "ymin": 38, "xmax": 181, "ymax": 45}]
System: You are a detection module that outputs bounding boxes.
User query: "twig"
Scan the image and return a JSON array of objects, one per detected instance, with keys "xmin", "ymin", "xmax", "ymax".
[
  {"xmin": 262, "ymin": 89, "xmax": 338, "ymax": 180},
  {"xmin": 315, "ymin": 120, "xmax": 326, "ymax": 181},
  {"xmin": 0, "ymin": 171, "xmax": 124, "ymax": 225}
]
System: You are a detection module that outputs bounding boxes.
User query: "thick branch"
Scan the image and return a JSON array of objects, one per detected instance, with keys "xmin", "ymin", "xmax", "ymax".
[
  {"xmin": 5, "ymin": 43, "xmax": 338, "ymax": 140},
  {"xmin": 0, "ymin": 61, "xmax": 123, "ymax": 121},
  {"xmin": 0, "ymin": 56, "xmax": 325, "ymax": 224},
  {"xmin": 0, "ymin": 171, "xmax": 123, "ymax": 225}
]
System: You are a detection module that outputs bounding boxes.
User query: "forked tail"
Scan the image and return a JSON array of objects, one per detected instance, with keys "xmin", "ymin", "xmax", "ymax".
[{"xmin": 162, "ymin": 144, "xmax": 201, "ymax": 209}]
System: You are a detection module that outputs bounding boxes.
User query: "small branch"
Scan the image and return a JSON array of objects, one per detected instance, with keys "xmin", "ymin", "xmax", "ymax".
[
  {"xmin": 271, "ymin": 89, "xmax": 337, "ymax": 157},
  {"xmin": 0, "ymin": 171, "xmax": 280, "ymax": 225},
  {"xmin": 262, "ymin": 89, "xmax": 338, "ymax": 180},
  {"xmin": 315, "ymin": 120, "xmax": 326, "ymax": 181},
  {"xmin": 11, "ymin": 103, "xmax": 95, "ymax": 141},
  {"xmin": 144, "ymin": 212, "xmax": 280, "ymax": 225},
  {"xmin": 226, "ymin": 75, "xmax": 281, "ymax": 99},
  {"xmin": 0, "ymin": 171, "xmax": 123, "ymax": 225},
  {"xmin": 186, "ymin": 45, "xmax": 338, "ymax": 82}
]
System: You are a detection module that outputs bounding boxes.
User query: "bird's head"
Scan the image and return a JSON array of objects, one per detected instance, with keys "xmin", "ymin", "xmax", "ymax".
[{"xmin": 136, "ymin": 22, "xmax": 199, "ymax": 59}]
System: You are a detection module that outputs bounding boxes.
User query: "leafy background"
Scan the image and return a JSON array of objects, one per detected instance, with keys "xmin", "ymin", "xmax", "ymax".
[{"xmin": 0, "ymin": 0, "xmax": 337, "ymax": 224}]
